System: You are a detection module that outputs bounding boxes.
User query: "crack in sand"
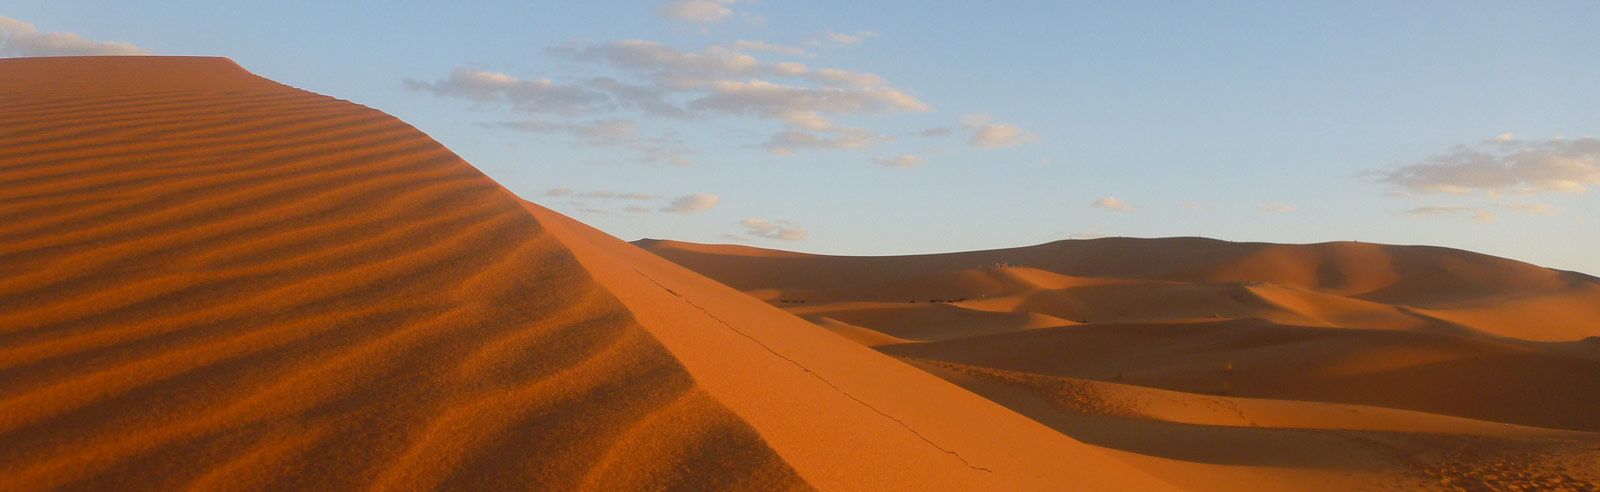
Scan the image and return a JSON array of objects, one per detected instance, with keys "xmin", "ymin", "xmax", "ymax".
[{"xmin": 630, "ymin": 267, "xmax": 995, "ymax": 473}]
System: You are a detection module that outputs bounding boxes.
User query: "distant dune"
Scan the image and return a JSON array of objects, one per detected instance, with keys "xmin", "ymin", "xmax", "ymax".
[
  {"xmin": 0, "ymin": 57, "xmax": 1171, "ymax": 490},
  {"xmin": 639, "ymin": 238, "xmax": 1600, "ymax": 490}
]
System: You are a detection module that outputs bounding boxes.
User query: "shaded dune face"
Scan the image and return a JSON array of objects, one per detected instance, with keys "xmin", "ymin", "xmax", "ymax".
[{"xmin": 0, "ymin": 57, "xmax": 801, "ymax": 490}]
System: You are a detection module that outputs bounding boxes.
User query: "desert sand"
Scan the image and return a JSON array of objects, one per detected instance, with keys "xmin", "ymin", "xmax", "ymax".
[
  {"xmin": 0, "ymin": 57, "xmax": 1175, "ymax": 490},
  {"xmin": 639, "ymin": 238, "xmax": 1600, "ymax": 490}
]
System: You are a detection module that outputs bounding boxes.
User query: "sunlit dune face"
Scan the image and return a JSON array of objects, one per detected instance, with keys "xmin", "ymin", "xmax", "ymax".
[{"xmin": 643, "ymin": 238, "xmax": 1600, "ymax": 490}]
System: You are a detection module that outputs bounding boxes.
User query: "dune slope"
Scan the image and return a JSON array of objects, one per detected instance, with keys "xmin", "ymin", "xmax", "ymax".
[
  {"xmin": 0, "ymin": 56, "xmax": 801, "ymax": 490},
  {"xmin": 639, "ymin": 238, "xmax": 1600, "ymax": 489},
  {"xmin": 0, "ymin": 56, "xmax": 1171, "ymax": 490}
]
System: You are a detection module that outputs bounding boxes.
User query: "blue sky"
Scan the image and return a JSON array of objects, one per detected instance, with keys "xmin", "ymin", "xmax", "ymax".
[{"xmin": 4, "ymin": 1, "xmax": 1598, "ymax": 274}]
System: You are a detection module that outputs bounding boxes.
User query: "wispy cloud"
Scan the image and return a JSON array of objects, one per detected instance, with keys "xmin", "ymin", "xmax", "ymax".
[
  {"xmin": 656, "ymin": 0, "xmax": 739, "ymax": 24},
  {"xmin": 489, "ymin": 118, "xmax": 694, "ymax": 165},
  {"xmin": 0, "ymin": 16, "xmax": 145, "ymax": 57},
  {"xmin": 1402, "ymin": 205, "xmax": 1474, "ymax": 216},
  {"xmin": 961, "ymin": 114, "xmax": 1034, "ymax": 148},
  {"xmin": 1259, "ymin": 203, "xmax": 1296, "ymax": 213},
  {"xmin": 415, "ymin": 39, "xmax": 934, "ymax": 158},
  {"xmin": 1091, "ymin": 196, "xmax": 1134, "ymax": 212},
  {"xmin": 1376, "ymin": 136, "xmax": 1600, "ymax": 195},
  {"xmin": 762, "ymin": 128, "xmax": 887, "ymax": 155},
  {"xmin": 1401, "ymin": 202, "xmax": 1557, "ymax": 223},
  {"xmin": 872, "ymin": 154, "xmax": 925, "ymax": 168},
  {"xmin": 662, "ymin": 193, "xmax": 721, "ymax": 213},
  {"xmin": 740, "ymin": 218, "xmax": 807, "ymax": 240}
]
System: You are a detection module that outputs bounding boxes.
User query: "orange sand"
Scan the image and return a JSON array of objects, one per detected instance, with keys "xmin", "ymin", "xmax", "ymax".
[
  {"xmin": 0, "ymin": 57, "xmax": 1172, "ymax": 490},
  {"xmin": 640, "ymin": 238, "xmax": 1600, "ymax": 490}
]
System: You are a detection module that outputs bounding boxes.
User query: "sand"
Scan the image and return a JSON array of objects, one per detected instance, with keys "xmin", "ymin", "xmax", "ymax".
[
  {"xmin": 639, "ymin": 238, "xmax": 1600, "ymax": 490},
  {"xmin": 0, "ymin": 57, "xmax": 1172, "ymax": 490}
]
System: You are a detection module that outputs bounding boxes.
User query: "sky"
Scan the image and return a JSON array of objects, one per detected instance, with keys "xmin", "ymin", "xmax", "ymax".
[{"xmin": 4, "ymin": 1, "xmax": 1598, "ymax": 274}]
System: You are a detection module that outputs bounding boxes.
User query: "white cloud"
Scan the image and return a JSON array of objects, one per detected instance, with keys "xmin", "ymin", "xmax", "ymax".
[
  {"xmin": 826, "ymin": 32, "xmax": 874, "ymax": 45},
  {"xmin": 763, "ymin": 129, "xmax": 887, "ymax": 155},
  {"xmin": 404, "ymin": 69, "xmax": 611, "ymax": 116},
  {"xmin": 491, "ymin": 119, "xmax": 694, "ymax": 165},
  {"xmin": 740, "ymin": 218, "xmax": 808, "ymax": 240},
  {"xmin": 811, "ymin": 68, "xmax": 887, "ymax": 88},
  {"xmin": 872, "ymin": 154, "xmax": 925, "ymax": 168},
  {"xmin": 545, "ymin": 187, "xmax": 574, "ymax": 197},
  {"xmin": 1473, "ymin": 210, "xmax": 1499, "ymax": 223},
  {"xmin": 1259, "ymin": 203, "xmax": 1296, "ymax": 213},
  {"xmin": 1177, "ymin": 201, "xmax": 1204, "ymax": 209},
  {"xmin": 624, "ymin": 206, "xmax": 654, "ymax": 214},
  {"xmin": 418, "ymin": 35, "xmax": 948, "ymax": 161},
  {"xmin": 960, "ymin": 113, "xmax": 1034, "ymax": 148},
  {"xmin": 662, "ymin": 193, "xmax": 721, "ymax": 213},
  {"xmin": 1091, "ymin": 196, "xmax": 1133, "ymax": 212},
  {"xmin": 691, "ymin": 79, "xmax": 931, "ymax": 117},
  {"xmin": 919, "ymin": 127, "xmax": 953, "ymax": 138},
  {"xmin": 1377, "ymin": 136, "xmax": 1600, "ymax": 195},
  {"xmin": 0, "ymin": 16, "xmax": 145, "ymax": 57},
  {"xmin": 657, "ymin": 0, "xmax": 738, "ymax": 24},
  {"xmin": 730, "ymin": 40, "xmax": 807, "ymax": 56},
  {"xmin": 781, "ymin": 110, "xmax": 833, "ymax": 131}
]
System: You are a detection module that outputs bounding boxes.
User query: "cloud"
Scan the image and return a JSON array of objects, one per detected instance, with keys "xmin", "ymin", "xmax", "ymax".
[
  {"xmin": 419, "ymin": 35, "xmax": 945, "ymax": 161},
  {"xmin": 550, "ymin": 40, "xmax": 762, "ymax": 88},
  {"xmin": 662, "ymin": 193, "xmax": 721, "ymax": 213},
  {"xmin": 1259, "ymin": 203, "xmax": 1296, "ymax": 213},
  {"xmin": 404, "ymin": 68, "xmax": 611, "ymax": 116},
  {"xmin": 657, "ymin": 0, "xmax": 737, "ymax": 24},
  {"xmin": 494, "ymin": 119, "xmax": 636, "ymax": 143},
  {"xmin": 961, "ymin": 113, "xmax": 1034, "ymax": 148},
  {"xmin": 872, "ymin": 154, "xmax": 925, "ymax": 168},
  {"xmin": 548, "ymin": 40, "xmax": 929, "ymax": 110},
  {"xmin": 1402, "ymin": 205, "xmax": 1473, "ymax": 216},
  {"xmin": 0, "ymin": 16, "xmax": 145, "ymax": 57},
  {"xmin": 624, "ymin": 206, "xmax": 654, "ymax": 213},
  {"xmin": 762, "ymin": 129, "xmax": 887, "ymax": 155},
  {"xmin": 808, "ymin": 31, "xmax": 877, "ymax": 48},
  {"xmin": 1401, "ymin": 202, "xmax": 1556, "ymax": 223},
  {"xmin": 690, "ymin": 79, "xmax": 931, "ymax": 117},
  {"xmin": 780, "ymin": 110, "xmax": 834, "ymax": 131},
  {"xmin": 1376, "ymin": 136, "xmax": 1600, "ymax": 195},
  {"xmin": 1502, "ymin": 202, "xmax": 1557, "ymax": 215},
  {"xmin": 491, "ymin": 119, "xmax": 694, "ymax": 165},
  {"xmin": 919, "ymin": 127, "xmax": 953, "ymax": 138},
  {"xmin": 1177, "ymin": 201, "xmax": 1204, "ymax": 209},
  {"xmin": 740, "ymin": 218, "xmax": 807, "ymax": 240},
  {"xmin": 825, "ymin": 31, "xmax": 875, "ymax": 45},
  {"xmin": 544, "ymin": 187, "xmax": 575, "ymax": 197},
  {"xmin": 1091, "ymin": 196, "xmax": 1134, "ymax": 212},
  {"xmin": 730, "ymin": 40, "xmax": 806, "ymax": 56}
]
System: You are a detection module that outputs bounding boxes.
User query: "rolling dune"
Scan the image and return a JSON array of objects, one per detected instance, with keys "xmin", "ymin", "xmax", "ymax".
[
  {"xmin": 0, "ymin": 57, "xmax": 1171, "ymax": 490},
  {"xmin": 639, "ymin": 238, "xmax": 1600, "ymax": 489}
]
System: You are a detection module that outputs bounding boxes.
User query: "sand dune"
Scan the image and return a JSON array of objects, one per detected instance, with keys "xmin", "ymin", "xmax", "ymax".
[
  {"xmin": 0, "ymin": 57, "xmax": 1171, "ymax": 490},
  {"xmin": 639, "ymin": 238, "xmax": 1600, "ymax": 489}
]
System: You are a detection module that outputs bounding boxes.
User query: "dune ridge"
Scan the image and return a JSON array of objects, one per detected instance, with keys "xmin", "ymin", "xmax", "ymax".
[
  {"xmin": 0, "ymin": 56, "xmax": 804, "ymax": 491},
  {"xmin": 0, "ymin": 56, "xmax": 1174, "ymax": 490}
]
